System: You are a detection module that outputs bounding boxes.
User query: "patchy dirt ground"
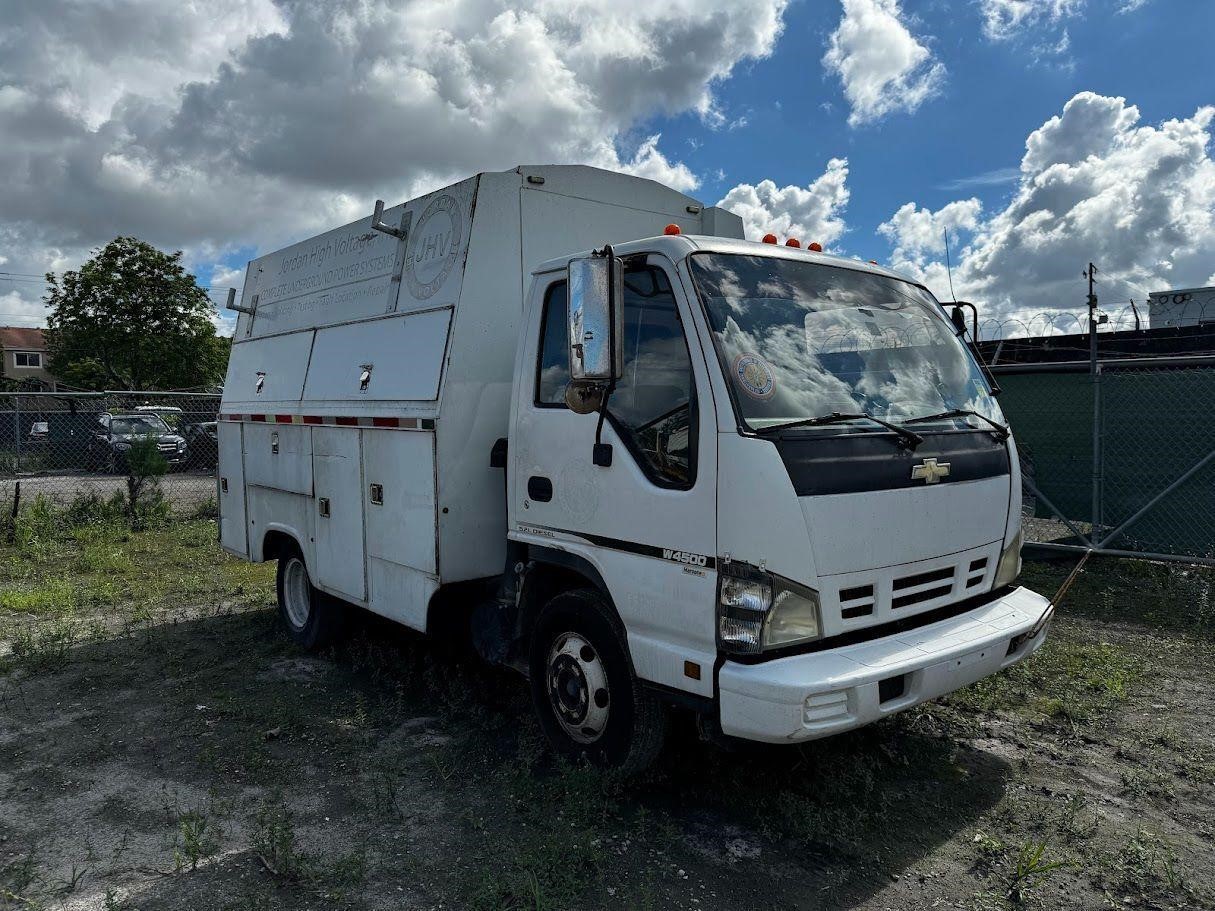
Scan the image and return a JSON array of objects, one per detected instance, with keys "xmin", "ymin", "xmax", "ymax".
[{"xmin": 1, "ymin": 518, "xmax": 1212, "ymax": 910}]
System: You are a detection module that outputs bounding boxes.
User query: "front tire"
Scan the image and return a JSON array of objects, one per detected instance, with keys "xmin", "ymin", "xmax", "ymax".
[
  {"xmin": 275, "ymin": 546, "xmax": 344, "ymax": 650},
  {"xmin": 529, "ymin": 589, "xmax": 665, "ymax": 774}
]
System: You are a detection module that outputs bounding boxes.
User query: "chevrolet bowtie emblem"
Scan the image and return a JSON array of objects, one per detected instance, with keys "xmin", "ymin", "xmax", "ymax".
[{"xmin": 912, "ymin": 458, "xmax": 951, "ymax": 484}]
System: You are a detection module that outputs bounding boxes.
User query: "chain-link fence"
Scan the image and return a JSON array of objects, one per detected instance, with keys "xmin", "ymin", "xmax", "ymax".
[
  {"xmin": 1, "ymin": 391, "xmax": 220, "ymax": 527},
  {"xmin": 995, "ymin": 357, "xmax": 1215, "ymax": 564}
]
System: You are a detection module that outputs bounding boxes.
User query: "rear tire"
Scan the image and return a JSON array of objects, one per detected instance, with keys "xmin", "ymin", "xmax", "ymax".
[
  {"xmin": 529, "ymin": 589, "xmax": 665, "ymax": 774},
  {"xmin": 275, "ymin": 545, "xmax": 344, "ymax": 650}
]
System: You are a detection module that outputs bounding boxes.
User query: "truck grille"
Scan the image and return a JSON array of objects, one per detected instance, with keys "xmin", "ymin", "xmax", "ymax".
[
  {"xmin": 823, "ymin": 545, "xmax": 999, "ymax": 631},
  {"xmin": 839, "ymin": 584, "xmax": 875, "ymax": 619}
]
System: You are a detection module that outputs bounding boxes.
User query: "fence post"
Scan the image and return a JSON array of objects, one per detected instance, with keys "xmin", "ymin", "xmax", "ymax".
[
  {"xmin": 14, "ymin": 393, "xmax": 20, "ymax": 474},
  {"xmin": 1091, "ymin": 363, "xmax": 1103, "ymax": 546},
  {"xmin": 1086, "ymin": 262, "xmax": 1102, "ymax": 548}
]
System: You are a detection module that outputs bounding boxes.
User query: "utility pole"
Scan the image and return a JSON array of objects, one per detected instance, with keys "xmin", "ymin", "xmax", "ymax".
[{"xmin": 1084, "ymin": 262, "xmax": 1098, "ymax": 371}]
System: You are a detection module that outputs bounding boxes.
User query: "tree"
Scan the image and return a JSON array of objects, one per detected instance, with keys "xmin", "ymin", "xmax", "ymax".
[{"xmin": 44, "ymin": 237, "xmax": 228, "ymax": 391}]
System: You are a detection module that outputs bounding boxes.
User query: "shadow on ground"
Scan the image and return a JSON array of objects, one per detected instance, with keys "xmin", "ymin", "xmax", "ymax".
[{"xmin": 0, "ymin": 603, "xmax": 1013, "ymax": 910}]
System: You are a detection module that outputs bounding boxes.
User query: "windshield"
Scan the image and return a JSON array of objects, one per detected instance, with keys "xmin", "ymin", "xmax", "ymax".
[
  {"xmin": 110, "ymin": 416, "xmax": 168, "ymax": 435},
  {"xmin": 687, "ymin": 253, "xmax": 1004, "ymax": 433}
]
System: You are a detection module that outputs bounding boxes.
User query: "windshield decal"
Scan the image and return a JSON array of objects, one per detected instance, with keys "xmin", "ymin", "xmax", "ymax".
[{"xmin": 733, "ymin": 353, "xmax": 776, "ymax": 399}]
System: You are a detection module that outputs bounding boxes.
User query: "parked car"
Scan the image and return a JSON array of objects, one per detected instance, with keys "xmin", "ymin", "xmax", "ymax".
[
  {"xmin": 134, "ymin": 404, "xmax": 185, "ymax": 430},
  {"xmin": 87, "ymin": 413, "xmax": 188, "ymax": 473},
  {"xmin": 183, "ymin": 421, "xmax": 218, "ymax": 470},
  {"xmin": 28, "ymin": 421, "xmax": 49, "ymax": 441}
]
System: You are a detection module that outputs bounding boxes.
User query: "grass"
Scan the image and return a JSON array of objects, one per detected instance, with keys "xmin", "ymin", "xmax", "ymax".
[
  {"xmin": 0, "ymin": 512, "xmax": 272, "ymax": 618},
  {"xmin": 946, "ymin": 635, "xmax": 1144, "ymax": 724},
  {"xmin": 0, "ymin": 522, "xmax": 1211, "ymax": 910}
]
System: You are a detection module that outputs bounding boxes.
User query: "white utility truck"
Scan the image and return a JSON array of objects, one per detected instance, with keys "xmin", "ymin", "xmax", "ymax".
[{"xmin": 218, "ymin": 165, "xmax": 1050, "ymax": 771}]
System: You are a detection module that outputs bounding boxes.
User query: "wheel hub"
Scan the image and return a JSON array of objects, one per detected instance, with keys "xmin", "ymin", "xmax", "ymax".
[{"xmin": 546, "ymin": 633, "xmax": 610, "ymax": 744}]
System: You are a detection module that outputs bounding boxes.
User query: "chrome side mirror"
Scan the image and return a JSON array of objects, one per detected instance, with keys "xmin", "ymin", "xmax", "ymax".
[{"xmin": 567, "ymin": 252, "xmax": 623, "ymax": 384}]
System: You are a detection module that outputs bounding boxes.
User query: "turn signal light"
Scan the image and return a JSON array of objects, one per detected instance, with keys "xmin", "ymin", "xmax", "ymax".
[
  {"xmin": 762, "ymin": 233, "xmax": 778, "ymax": 244},
  {"xmin": 664, "ymin": 223, "xmax": 682, "ymax": 236},
  {"xmin": 808, "ymin": 242, "xmax": 823, "ymax": 252}
]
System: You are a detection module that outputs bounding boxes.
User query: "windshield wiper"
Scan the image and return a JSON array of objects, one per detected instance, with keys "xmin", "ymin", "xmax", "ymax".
[
  {"xmin": 903, "ymin": 408, "xmax": 1010, "ymax": 441},
  {"xmin": 754, "ymin": 412, "xmax": 924, "ymax": 450}
]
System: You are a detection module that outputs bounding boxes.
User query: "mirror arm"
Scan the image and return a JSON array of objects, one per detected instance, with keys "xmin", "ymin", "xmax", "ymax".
[{"xmin": 592, "ymin": 243, "xmax": 618, "ymax": 467}]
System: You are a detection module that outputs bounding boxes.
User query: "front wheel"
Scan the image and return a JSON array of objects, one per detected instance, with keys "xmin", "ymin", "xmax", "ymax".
[
  {"xmin": 529, "ymin": 589, "xmax": 665, "ymax": 774},
  {"xmin": 275, "ymin": 546, "xmax": 344, "ymax": 650}
]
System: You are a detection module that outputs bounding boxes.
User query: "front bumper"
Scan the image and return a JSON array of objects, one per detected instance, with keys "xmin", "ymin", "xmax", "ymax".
[{"xmin": 717, "ymin": 585, "xmax": 1050, "ymax": 743}]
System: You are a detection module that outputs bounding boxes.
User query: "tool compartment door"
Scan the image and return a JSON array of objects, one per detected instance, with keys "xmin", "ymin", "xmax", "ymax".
[
  {"xmin": 217, "ymin": 421, "xmax": 247, "ymax": 556},
  {"xmin": 311, "ymin": 427, "xmax": 366, "ymax": 601}
]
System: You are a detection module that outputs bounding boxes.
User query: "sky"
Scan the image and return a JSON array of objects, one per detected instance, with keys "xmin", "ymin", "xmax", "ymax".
[{"xmin": 0, "ymin": 0, "xmax": 1212, "ymax": 336}]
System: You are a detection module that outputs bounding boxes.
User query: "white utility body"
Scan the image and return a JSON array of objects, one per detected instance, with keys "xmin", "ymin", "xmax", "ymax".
[{"xmin": 219, "ymin": 165, "xmax": 1049, "ymax": 769}]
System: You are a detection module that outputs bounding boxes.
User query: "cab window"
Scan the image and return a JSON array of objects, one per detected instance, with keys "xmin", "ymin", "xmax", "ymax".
[
  {"xmin": 535, "ymin": 281, "xmax": 570, "ymax": 406},
  {"xmin": 534, "ymin": 266, "xmax": 696, "ymax": 488}
]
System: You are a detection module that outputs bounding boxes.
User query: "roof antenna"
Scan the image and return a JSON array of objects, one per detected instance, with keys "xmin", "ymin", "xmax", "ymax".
[{"xmin": 944, "ymin": 228, "xmax": 958, "ymax": 304}]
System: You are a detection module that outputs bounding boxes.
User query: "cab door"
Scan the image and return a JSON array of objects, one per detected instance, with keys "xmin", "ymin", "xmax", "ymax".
[{"xmin": 510, "ymin": 256, "xmax": 718, "ymax": 697}]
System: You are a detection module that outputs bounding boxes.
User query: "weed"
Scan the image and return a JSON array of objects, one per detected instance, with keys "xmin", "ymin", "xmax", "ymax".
[
  {"xmin": 1006, "ymin": 840, "xmax": 1063, "ymax": 904},
  {"xmin": 58, "ymin": 864, "xmax": 88, "ymax": 895},
  {"xmin": 250, "ymin": 799, "xmax": 365, "ymax": 896},
  {"xmin": 172, "ymin": 807, "xmax": 221, "ymax": 872},
  {"xmin": 971, "ymin": 830, "xmax": 1006, "ymax": 871},
  {"xmin": 1119, "ymin": 766, "xmax": 1175, "ymax": 801},
  {"xmin": 5, "ymin": 617, "xmax": 83, "ymax": 672},
  {"xmin": 1056, "ymin": 793, "xmax": 1098, "ymax": 842},
  {"xmin": 1108, "ymin": 828, "xmax": 1184, "ymax": 896},
  {"xmin": 251, "ymin": 800, "xmax": 304, "ymax": 879},
  {"xmin": 0, "ymin": 849, "xmax": 39, "ymax": 895}
]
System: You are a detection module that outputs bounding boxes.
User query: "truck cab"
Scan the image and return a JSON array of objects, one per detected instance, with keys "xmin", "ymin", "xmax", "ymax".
[
  {"xmin": 505, "ymin": 234, "xmax": 1047, "ymax": 767},
  {"xmin": 217, "ymin": 166, "xmax": 1048, "ymax": 773}
]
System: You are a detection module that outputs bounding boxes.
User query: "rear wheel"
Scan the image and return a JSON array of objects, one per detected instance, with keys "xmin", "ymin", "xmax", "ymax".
[
  {"xmin": 529, "ymin": 589, "xmax": 665, "ymax": 774},
  {"xmin": 275, "ymin": 545, "xmax": 344, "ymax": 650}
]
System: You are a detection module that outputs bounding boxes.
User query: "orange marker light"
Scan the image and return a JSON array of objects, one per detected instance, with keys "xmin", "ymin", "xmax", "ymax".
[
  {"xmin": 762, "ymin": 233, "xmax": 778, "ymax": 245},
  {"xmin": 869, "ymin": 259, "xmax": 878, "ymax": 264},
  {"xmin": 664, "ymin": 223, "xmax": 682, "ymax": 236},
  {"xmin": 785, "ymin": 238, "xmax": 801, "ymax": 248},
  {"xmin": 808, "ymin": 242, "xmax": 823, "ymax": 252}
]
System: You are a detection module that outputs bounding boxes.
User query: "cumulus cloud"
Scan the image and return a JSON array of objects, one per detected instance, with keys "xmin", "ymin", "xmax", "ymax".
[
  {"xmin": 980, "ymin": 0, "xmax": 1082, "ymax": 41},
  {"xmin": 823, "ymin": 0, "xmax": 945, "ymax": 126},
  {"xmin": 0, "ymin": 0, "xmax": 788, "ymax": 325},
  {"xmin": 880, "ymin": 92, "xmax": 1215, "ymax": 318},
  {"xmin": 718, "ymin": 159, "xmax": 851, "ymax": 247},
  {"xmin": 879, "ymin": 199, "xmax": 983, "ymax": 272}
]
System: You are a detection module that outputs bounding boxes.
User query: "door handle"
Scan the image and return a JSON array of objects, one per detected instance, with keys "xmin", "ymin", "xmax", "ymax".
[
  {"xmin": 318, "ymin": 497, "xmax": 330, "ymax": 517},
  {"xmin": 527, "ymin": 476, "xmax": 553, "ymax": 502}
]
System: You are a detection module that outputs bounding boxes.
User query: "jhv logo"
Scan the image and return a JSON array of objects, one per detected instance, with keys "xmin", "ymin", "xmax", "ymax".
[
  {"xmin": 411, "ymin": 229, "xmax": 453, "ymax": 266},
  {"xmin": 404, "ymin": 193, "xmax": 463, "ymax": 300}
]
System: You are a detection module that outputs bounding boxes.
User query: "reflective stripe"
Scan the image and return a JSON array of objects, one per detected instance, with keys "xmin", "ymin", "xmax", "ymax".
[{"xmin": 218, "ymin": 414, "xmax": 434, "ymax": 431}]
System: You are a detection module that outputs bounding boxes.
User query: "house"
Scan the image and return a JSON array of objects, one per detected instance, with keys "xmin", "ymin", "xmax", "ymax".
[{"xmin": 0, "ymin": 326, "xmax": 59, "ymax": 390}]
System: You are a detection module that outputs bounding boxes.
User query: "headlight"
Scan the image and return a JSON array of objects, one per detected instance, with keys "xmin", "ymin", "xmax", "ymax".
[
  {"xmin": 717, "ymin": 568, "xmax": 772, "ymax": 654},
  {"xmin": 114, "ymin": 441, "xmax": 131, "ymax": 450},
  {"xmin": 766, "ymin": 579, "xmax": 822, "ymax": 648},
  {"xmin": 994, "ymin": 528, "xmax": 1023, "ymax": 588},
  {"xmin": 717, "ymin": 563, "xmax": 822, "ymax": 655},
  {"xmin": 177, "ymin": 439, "xmax": 187, "ymax": 450}
]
